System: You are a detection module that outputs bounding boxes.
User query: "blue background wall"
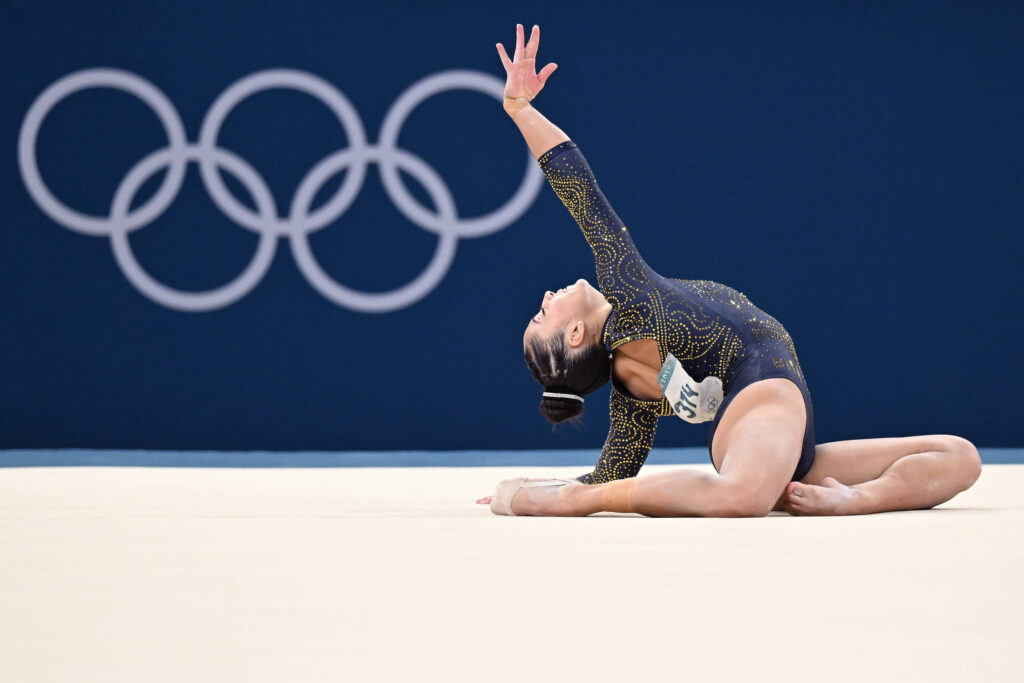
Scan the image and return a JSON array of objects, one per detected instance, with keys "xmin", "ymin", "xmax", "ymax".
[{"xmin": 2, "ymin": 1, "xmax": 1021, "ymax": 451}]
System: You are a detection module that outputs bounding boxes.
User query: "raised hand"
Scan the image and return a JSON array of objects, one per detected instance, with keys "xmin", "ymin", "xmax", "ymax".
[{"xmin": 496, "ymin": 24, "xmax": 558, "ymax": 106}]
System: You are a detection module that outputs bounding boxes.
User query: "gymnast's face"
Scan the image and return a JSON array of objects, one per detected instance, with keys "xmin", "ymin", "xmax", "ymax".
[{"xmin": 522, "ymin": 278, "xmax": 602, "ymax": 349}]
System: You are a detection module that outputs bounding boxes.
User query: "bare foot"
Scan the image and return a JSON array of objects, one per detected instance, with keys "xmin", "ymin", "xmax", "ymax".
[{"xmin": 784, "ymin": 477, "xmax": 866, "ymax": 516}]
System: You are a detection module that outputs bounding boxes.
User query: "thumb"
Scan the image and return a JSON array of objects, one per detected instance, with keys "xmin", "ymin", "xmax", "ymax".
[{"xmin": 537, "ymin": 62, "xmax": 558, "ymax": 86}]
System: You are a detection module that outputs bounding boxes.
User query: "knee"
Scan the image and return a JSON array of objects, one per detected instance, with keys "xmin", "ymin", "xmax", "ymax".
[
  {"xmin": 940, "ymin": 435, "xmax": 982, "ymax": 488},
  {"xmin": 707, "ymin": 482, "xmax": 774, "ymax": 518}
]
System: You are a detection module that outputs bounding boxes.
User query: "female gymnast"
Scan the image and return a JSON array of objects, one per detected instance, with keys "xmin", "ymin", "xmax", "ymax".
[{"xmin": 477, "ymin": 25, "xmax": 982, "ymax": 517}]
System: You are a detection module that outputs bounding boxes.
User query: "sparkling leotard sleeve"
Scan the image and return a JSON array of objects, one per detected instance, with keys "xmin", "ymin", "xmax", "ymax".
[
  {"xmin": 537, "ymin": 141, "xmax": 654, "ymax": 308},
  {"xmin": 584, "ymin": 387, "xmax": 661, "ymax": 484},
  {"xmin": 538, "ymin": 141, "xmax": 665, "ymax": 485}
]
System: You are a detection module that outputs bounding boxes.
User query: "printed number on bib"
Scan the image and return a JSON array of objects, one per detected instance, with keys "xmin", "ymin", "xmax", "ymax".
[{"xmin": 657, "ymin": 353, "xmax": 723, "ymax": 424}]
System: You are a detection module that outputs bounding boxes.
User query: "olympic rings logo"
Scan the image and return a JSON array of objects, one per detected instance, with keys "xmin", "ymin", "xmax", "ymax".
[{"xmin": 18, "ymin": 68, "xmax": 543, "ymax": 313}]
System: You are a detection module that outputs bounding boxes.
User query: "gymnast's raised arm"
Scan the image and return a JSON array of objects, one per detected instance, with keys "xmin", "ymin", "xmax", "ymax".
[
  {"xmin": 495, "ymin": 25, "xmax": 568, "ymax": 157},
  {"xmin": 497, "ymin": 26, "xmax": 652, "ymax": 309}
]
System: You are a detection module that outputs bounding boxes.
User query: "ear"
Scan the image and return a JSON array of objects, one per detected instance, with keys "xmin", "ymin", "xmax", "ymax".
[{"xmin": 567, "ymin": 320, "xmax": 586, "ymax": 348}]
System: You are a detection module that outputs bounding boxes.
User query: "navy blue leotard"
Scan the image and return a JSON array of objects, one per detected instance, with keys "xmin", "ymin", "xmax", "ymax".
[{"xmin": 537, "ymin": 141, "xmax": 815, "ymax": 485}]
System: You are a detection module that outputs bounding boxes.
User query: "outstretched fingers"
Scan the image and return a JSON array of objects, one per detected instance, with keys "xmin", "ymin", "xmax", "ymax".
[
  {"xmin": 496, "ymin": 42, "xmax": 512, "ymax": 70},
  {"xmin": 499, "ymin": 24, "xmax": 546, "ymax": 67},
  {"xmin": 524, "ymin": 24, "xmax": 540, "ymax": 60},
  {"xmin": 497, "ymin": 24, "xmax": 556, "ymax": 97}
]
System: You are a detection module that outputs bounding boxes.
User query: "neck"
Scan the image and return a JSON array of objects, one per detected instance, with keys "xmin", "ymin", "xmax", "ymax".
[{"xmin": 591, "ymin": 300, "xmax": 613, "ymax": 346}]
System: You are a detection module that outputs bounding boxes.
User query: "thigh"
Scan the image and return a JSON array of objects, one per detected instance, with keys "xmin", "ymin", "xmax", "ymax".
[
  {"xmin": 710, "ymin": 378, "xmax": 807, "ymax": 509},
  {"xmin": 800, "ymin": 435, "xmax": 957, "ymax": 486}
]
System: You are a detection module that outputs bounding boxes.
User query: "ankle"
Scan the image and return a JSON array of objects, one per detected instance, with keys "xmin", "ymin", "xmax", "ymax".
[
  {"xmin": 514, "ymin": 481, "xmax": 585, "ymax": 516},
  {"xmin": 842, "ymin": 485, "xmax": 874, "ymax": 515},
  {"xmin": 554, "ymin": 483, "xmax": 589, "ymax": 515},
  {"xmin": 546, "ymin": 482, "xmax": 608, "ymax": 516},
  {"xmin": 598, "ymin": 479, "xmax": 638, "ymax": 513}
]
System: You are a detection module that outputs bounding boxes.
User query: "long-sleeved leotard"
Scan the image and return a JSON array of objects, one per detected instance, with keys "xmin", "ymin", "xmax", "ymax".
[{"xmin": 537, "ymin": 141, "xmax": 815, "ymax": 484}]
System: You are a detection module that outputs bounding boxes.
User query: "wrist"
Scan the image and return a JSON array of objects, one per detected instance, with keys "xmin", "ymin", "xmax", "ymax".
[{"xmin": 503, "ymin": 97, "xmax": 531, "ymax": 118}]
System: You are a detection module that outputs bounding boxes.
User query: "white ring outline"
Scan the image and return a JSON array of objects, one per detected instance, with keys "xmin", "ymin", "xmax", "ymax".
[
  {"xmin": 197, "ymin": 69, "xmax": 369, "ymax": 236},
  {"xmin": 18, "ymin": 68, "xmax": 188, "ymax": 236},
  {"xmin": 289, "ymin": 147, "xmax": 459, "ymax": 312},
  {"xmin": 109, "ymin": 146, "xmax": 279, "ymax": 312},
  {"xmin": 378, "ymin": 70, "xmax": 545, "ymax": 239},
  {"xmin": 18, "ymin": 68, "xmax": 543, "ymax": 313}
]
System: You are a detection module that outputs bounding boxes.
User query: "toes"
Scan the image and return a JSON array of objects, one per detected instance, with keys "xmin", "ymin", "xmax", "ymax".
[
  {"xmin": 783, "ymin": 485, "xmax": 804, "ymax": 516},
  {"xmin": 784, "ymin": 482, "xmax": 820, "ymax": 516},
  {"xmin": 784, "ymin": 498, "xmax": 804, "ymax": 516}
]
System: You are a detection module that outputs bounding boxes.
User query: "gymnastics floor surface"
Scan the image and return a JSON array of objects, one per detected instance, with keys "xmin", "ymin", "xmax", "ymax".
[{"xmin": 1, "ymin": 459, "xmax": 1021, "ymax": 682}]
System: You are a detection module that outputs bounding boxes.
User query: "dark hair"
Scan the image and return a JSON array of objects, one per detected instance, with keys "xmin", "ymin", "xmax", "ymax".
[{"xmin": 525, "ymin": 331, "xmax": 611, "ymax": 424}]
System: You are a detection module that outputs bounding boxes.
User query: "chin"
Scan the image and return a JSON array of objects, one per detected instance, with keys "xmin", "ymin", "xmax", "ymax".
[{"xmin": 577, "ymin": 278, "xmax": 600, "ymax": 299}]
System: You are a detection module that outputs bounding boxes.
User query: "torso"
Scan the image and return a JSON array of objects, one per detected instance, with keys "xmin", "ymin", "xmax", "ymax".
[
  {"xmin": 612, "ymin": 339, "xmax": 663, "ymax": 401},
  {"xmin": 604, "ymin": 278, "xmax": 807, "ymax": 404}
]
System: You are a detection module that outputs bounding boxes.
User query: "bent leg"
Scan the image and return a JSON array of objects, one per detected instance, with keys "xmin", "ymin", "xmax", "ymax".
[
  {"xmin": 784, "ymin": 435, "xmax": 982, "ymax": 515},
  {"xmin": 514, "ymin": 378, "xmax": 806, "ymax": 517}
]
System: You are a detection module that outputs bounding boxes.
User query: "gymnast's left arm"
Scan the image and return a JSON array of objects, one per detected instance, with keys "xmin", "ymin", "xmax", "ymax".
[
  {"xmin": 495, "ymin": 24, "xmax": 568, "ymax": 158},
  {"xmin": 577, "ymin": 388, "xmax": 661, "ymax": 484}
]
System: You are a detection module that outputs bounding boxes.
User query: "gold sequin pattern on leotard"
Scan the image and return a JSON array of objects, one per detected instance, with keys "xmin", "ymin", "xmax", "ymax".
[{"xmin": 538, "ymin": 141, "xmax": 806, "ymax": 485}]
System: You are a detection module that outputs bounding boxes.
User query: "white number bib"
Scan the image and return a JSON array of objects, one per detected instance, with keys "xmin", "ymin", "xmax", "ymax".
[{"xmin": 657, "ymin": 353, "xmax": 724, "ymax": 424}]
